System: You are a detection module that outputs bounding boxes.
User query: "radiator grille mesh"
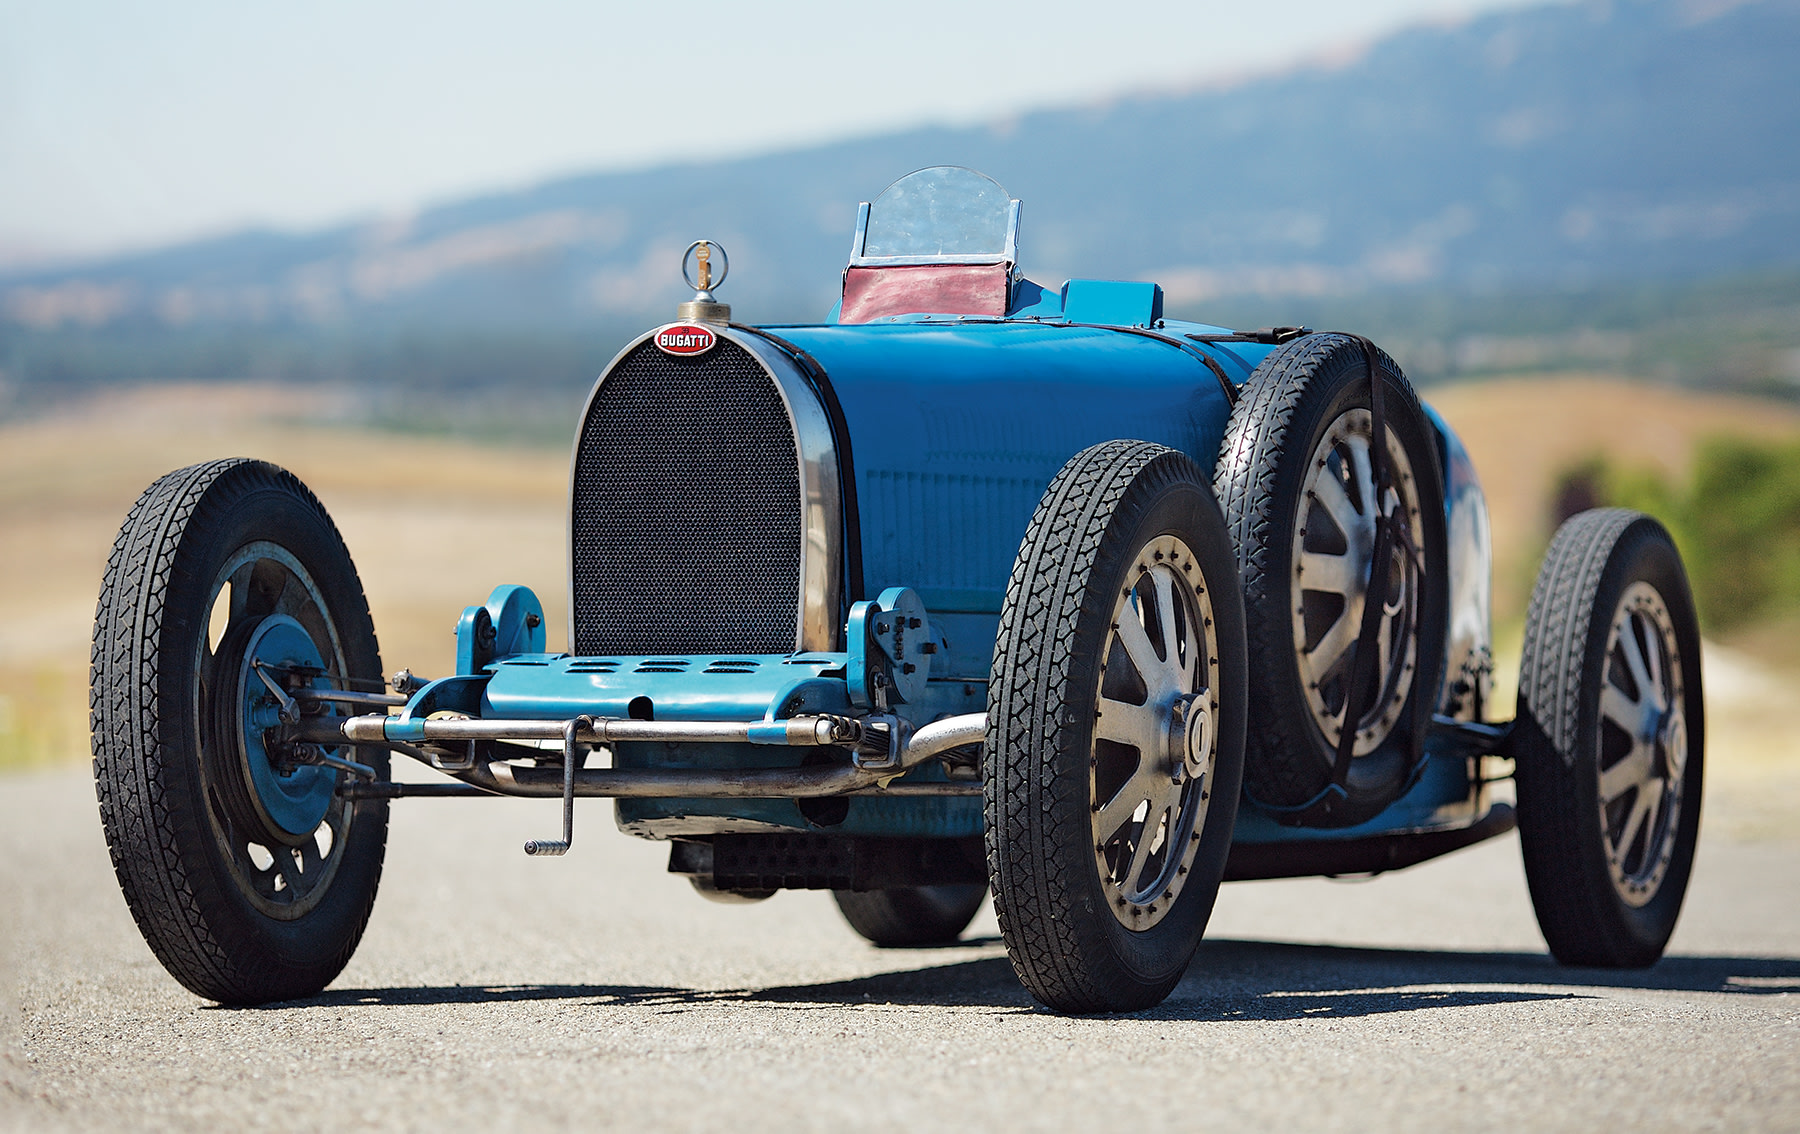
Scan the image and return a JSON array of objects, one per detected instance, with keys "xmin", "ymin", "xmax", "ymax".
[{"xmin": 571, "ymin": 337, "xmax": 803, "ymax": 655}]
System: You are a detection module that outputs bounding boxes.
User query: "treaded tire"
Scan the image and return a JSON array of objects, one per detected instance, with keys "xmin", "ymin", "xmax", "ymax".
[
  {"xmin": 986, "ymin": 441, "xmax": 1246, "ymax": 1014},
  {"xmin": 91, "ymin": 459, "xmax": 388, "ymax": 1004},
  {"xmin": 1214, "ymin": 333, "xmax": 1448, "ymax": 827},
  {"xmin": 1515, "ymin": 509, "xmax": 1704, "ymax": 968},
  {"xmin": 832, "ymin": 884, "xmax": 987, "ymax": 946}
]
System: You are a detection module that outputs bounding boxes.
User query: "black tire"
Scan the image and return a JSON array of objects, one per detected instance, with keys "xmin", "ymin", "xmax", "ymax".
[
  {"xmin": 986, "ymin": 441, "xmax": 1247, "ymax": 1014},
  {"xmin": 1214, "ymin": 333, "xmax": 1448, "ymax": 827},
  {"xmin": 91, "ymin": 459, "xmax": 389, "ymax": 1004},
  {"xmin": 1515, "ymin": 509, "xmax": 1704, "ymax": 968},
  {"xmin": 689, "ymin": 878, "xmax": 774, "ymax": 904},
  {"xmin": 832, "ymin": 884, "xmax": 987, "ymax": 947}
]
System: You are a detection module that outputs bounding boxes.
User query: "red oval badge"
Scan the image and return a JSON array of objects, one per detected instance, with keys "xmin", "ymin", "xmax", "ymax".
[{"xmin": 654, "ymin": 323, "xmax": 717, "ymax": 356}]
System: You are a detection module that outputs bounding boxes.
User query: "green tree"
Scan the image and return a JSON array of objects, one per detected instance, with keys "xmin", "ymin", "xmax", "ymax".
[{"xmin": 1570, "ymin": 436, "xmax": 1800, "ymax": 631}]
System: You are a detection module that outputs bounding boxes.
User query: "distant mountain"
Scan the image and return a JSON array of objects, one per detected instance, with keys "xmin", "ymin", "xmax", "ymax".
[{"xmin": 4, "ymin": 0, "xmax": 1798, "ymax": 397}]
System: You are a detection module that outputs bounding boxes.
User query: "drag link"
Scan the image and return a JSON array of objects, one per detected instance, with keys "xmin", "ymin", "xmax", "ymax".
[{"xmin": 289, "ymin": 687, "xmax": 408, "ymax": 708}]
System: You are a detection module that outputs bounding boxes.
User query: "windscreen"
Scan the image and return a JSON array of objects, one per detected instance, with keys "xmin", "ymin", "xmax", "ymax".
[{"xmin": 862, "ymin": 166, "xmax": 1012, "ymax": 259}]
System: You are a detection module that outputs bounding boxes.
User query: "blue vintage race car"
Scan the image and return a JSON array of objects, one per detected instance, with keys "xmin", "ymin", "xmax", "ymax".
[{"xmin": 92, "ymin": 167, "xmax": 1705, "ymax": 1013}]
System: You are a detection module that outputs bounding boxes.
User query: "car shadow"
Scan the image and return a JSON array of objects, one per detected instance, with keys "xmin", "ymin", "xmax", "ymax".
[
  {"xmin": 1145, "ymin": 939, "xmax": 1800, "ymax": 1021},
  {"xmin": 254, "ymin": 938, "xmax": 1800, "ymax": 1017}
]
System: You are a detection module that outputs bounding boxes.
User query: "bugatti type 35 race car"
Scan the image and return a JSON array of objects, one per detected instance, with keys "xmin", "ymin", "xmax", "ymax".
[{"xmin": 91, "ymin": 167, "xmax": 1706, "ymax": 1014}]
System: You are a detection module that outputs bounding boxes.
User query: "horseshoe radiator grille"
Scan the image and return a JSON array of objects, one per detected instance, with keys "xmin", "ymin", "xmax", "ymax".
[{"xmin": 570, "ymin": 337, "xmax": 804, "ymax": 656}]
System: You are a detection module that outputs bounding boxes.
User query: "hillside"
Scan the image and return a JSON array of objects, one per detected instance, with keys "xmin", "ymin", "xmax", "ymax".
[{"xmin": 3, "ymin": 0, "xmax": 1799, "ymax": 405}]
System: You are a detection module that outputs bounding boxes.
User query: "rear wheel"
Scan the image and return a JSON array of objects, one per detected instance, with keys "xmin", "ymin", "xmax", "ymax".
[
  {"xmin": 91, "ymin": 459, "xmax": 388, "ymax": 1004},
  {"xmin": 832, "ymin": 884, "xmax": 987, "ymax": 947},
  {"xmin": 987, "ymin": 441, "xmax": 1246, "ymax": 1014},
  {"xmin": 1515, "ymin": 509, "xmax": 1704, "ymax": 967}
]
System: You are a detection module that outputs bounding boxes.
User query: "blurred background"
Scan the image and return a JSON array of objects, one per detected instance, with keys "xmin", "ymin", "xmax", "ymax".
[{"xmin": 2, "ymin": 0, "xmax": 1796, "ymax": 831}]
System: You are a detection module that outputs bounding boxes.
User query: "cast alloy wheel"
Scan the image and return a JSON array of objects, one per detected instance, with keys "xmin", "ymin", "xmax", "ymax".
[
  {"xmin": 1091, "ymin": 534, "xmax": 1220, "ymax": 931},
  {"xmin": 1595, "ymin": 582, "xmax": 1688, "ymax": 906}
]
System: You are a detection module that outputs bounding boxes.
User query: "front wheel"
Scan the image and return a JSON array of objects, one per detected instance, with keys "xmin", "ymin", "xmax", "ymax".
[
  {"xmin": 91, "ymin": 459, "xmax": 388, "ymax": 1004},
  {"xmin": 986, "ymin": 441, "xmax": 1247, "ymax": 1014},
  {"xmin": 1515, "ymin": 509, "xmax": 1704, "ymax": 968}
]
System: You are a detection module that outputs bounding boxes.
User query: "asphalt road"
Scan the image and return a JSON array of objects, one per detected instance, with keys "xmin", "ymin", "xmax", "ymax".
[{"xmin": 2, "ymin": 764, "xmax": 1796, "ymax": 1132}]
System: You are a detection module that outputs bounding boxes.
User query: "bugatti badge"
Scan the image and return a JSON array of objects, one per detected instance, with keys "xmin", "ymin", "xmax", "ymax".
[{"xmin": 654, "ymin": 323, "xmax": 718, "ymax": 356}]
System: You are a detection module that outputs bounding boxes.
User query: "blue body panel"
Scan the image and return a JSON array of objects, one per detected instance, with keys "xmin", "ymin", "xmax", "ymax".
[
  {"xmin": 482, "ymin": 654, "xmax": 844, "ymax": 723},
  {"xmin": 765, "ymin": 319, "xmax": 1268, "ymax": 621}
]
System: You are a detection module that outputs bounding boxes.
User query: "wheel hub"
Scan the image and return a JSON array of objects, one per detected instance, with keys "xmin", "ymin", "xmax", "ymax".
[
  {"xmin": 233, "ymin": 615, "xmax": 338, "ymax": 844},
  {"xmin": 1658, "ymin": 712, "xmax": 1687, "ymax": 781},
  {"xmin": 1167, "ymin": 694, "xmax": 1211, "ymax": 783}
]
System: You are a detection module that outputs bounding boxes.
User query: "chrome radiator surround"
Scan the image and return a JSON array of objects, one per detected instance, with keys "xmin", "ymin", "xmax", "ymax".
[{"xmin": 567, "ymin": 327, "xmax": 843, "ymax": 655}]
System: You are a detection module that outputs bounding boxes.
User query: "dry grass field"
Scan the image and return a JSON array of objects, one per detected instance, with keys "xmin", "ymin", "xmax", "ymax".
[
  {"xmin": 1, "ymin": 374, "xmax": 1794, "ymax": 836},
  {"xmin": 0, "ymin": 384, "xmax": 570, "ymax": 771},
  {"xmin": 1425, "ymin": 374, "xmax": 1800, "ymax": 624}
]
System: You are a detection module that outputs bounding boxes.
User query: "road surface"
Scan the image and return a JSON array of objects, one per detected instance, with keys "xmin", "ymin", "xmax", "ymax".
[{"xmin": 2, "ymin": 764, "xmax": 1796, "ymax": 1131}]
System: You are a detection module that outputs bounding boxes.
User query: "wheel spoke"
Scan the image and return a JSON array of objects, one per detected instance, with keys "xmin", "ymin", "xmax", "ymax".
[
  {"xmin": 273, "ymin": 848, "xmax": 302, "ymax": 897},
  {"xmin": 1617, "ymin": 622, "xmax": 1653, "ymax": 703},
  {"xmin": 199, "ymin": 639, "xmax": 221, "ymax": 703},
  {"xmin": 1600, "ymin": 742, "xmax": 1656, "ymax": 805},
  {"xmin": 297, "ymin": 827, "xmax": 325, "ymax": 874},
  {"xmin": 1122, "ymin": 804, "xmax": 1168, "ymax": 893},
  {"xmin": 1640, "ymin": 620, "xmax": 1667, "ymax": 712},
  {"xmin": 1637, "ymin": 789, "xmax": 1664, "ymax": 858},
  {"xmin": 1095, "ymin": 697, "xmax": 1164, "ymax": 753},
  {"xmin": 274, "ymin": 572, "xmax": 310, "ymax": 621},
  {"xmin": 1308, "ymin": 604, "xmax": 1359, "ymax": 676},
  {"xmin": 1375, "ymin": 600, "xmax": 1395, "ymax": 672},
  {"xmin": 1151, "ymin": 570, "xmax": 1186, "ymax": 690},
  {"xmin": 1312, "ymin": 465, "xmax": 1365, "ymax": 541},
  {"xmin": 1599, "ymin": 683, "xmax": 1643, "ymax": 736},
  {"xmin": 1299, "ymin": 550, "xmax": 1359, "ymax": 596},
  {"xmin": 242, "ymin": 559, "xmax": 285, "ymax": 620},
  {"xmin": 1176, "ymin": 622, "xmax": 1199, "ymax": 692},
  {"xmin": 1113, "ymin": 607, "xmax": 1172, "ymax": 698},
  {"xmin": 226, "ymin": 562, "xmax": 257, "ymax": 623},
  {"xmin": 1615, "ymin": 788, "xmax": 1655, "ymax": 863},
  {"xmin": 1347, "ymin": 434, "xmax": 1376, "ymax": 520},
  {"xmin": 1095, "ymin": 763, "xmax": 1164, "ymax": 838}
]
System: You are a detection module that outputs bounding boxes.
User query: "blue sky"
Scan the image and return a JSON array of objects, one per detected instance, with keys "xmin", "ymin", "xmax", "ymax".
[{"xmin": 0, "ymin": 0, "xmax": 1554, "ymax": 261}]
